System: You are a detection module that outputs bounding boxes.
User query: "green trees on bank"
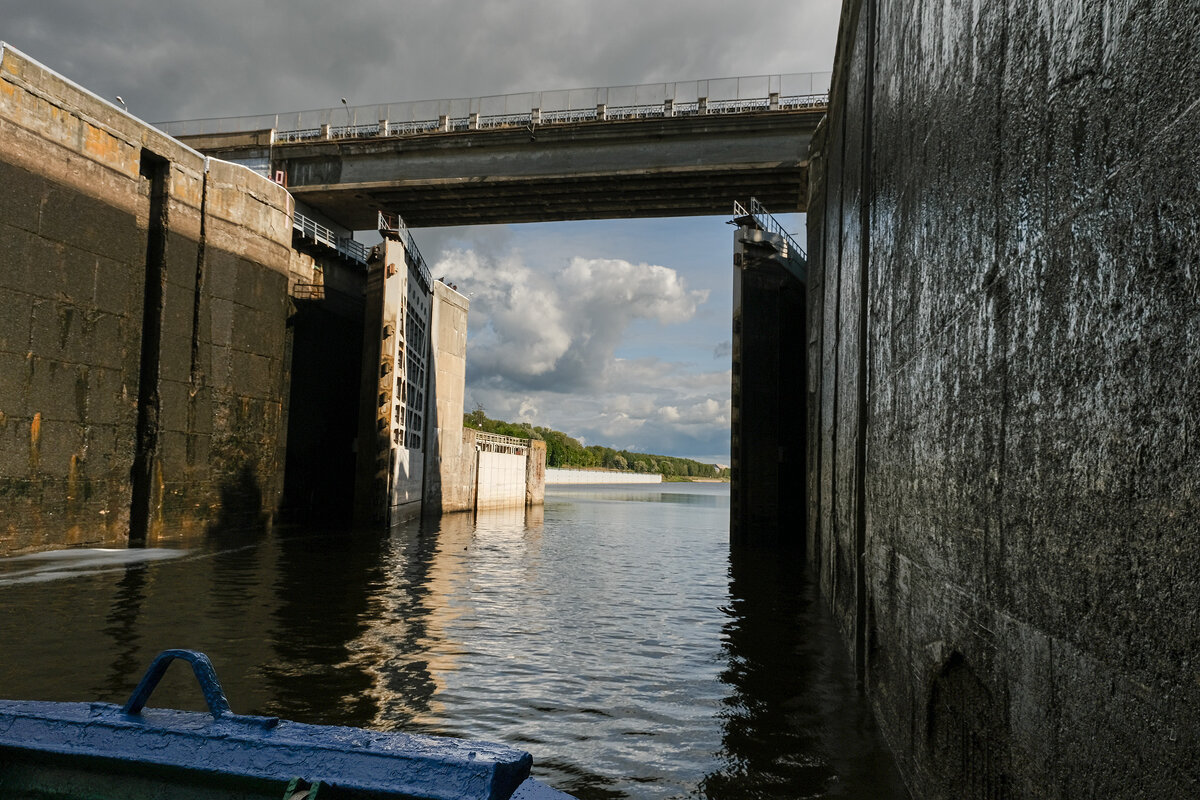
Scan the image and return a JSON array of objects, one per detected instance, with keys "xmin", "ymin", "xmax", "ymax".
[{"xmin": 464, "ymin": 407, "xmax": 729, "ymax": 479}]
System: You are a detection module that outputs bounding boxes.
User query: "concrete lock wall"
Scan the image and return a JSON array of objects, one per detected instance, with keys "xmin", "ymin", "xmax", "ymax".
[
  {"xmin": 808, "ymin": 2, "xmax": 1200, "ymax": 797},
  {"xmin": 729, "ymin": 225, "xmax": 806, "ymax": 544},
  {"xmin": 0, "ymin": 44, "xmax": 293, "ymax": 552},
  {"xmin": 423, "ymin": 281, "xmax": 472, "ymax": 513},
  {"xmin": 353, "ymin": 236, "xmax": 430, "ymax": 525},
  {"xmin": 475, "ymin": 451, "xmax": 527, "ymax": 511}
]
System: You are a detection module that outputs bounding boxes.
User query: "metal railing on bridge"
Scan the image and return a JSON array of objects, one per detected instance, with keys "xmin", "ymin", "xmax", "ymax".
[{"xmin": 155, "ymin": 72, "xmax": 831, "ymax": 142}]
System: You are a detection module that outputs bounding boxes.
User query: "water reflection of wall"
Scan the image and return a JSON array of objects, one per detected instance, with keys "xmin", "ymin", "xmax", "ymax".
[
  {"xmin": 337, "ymin": 506, "xmax": 542, "ymax": 736},
  {"xmin": 260, "ymin": 527, "xmax": 390, "ymax": 726},
  {"xmin": 701, "ymin": 546, "xmax": 906, "ymax": 798},
  {"xmin": 0, "ymin": 507, "xmax": 544, "ymax": 737},
  {"xmin": 0, "ymin": 533, "xmax": 282, "ymax": 718}
]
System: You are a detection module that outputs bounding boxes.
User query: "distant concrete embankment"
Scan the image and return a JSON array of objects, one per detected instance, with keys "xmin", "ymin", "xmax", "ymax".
[{"xmin": 546, "ymin": 469, "xmax": 662, "ymax": 485}]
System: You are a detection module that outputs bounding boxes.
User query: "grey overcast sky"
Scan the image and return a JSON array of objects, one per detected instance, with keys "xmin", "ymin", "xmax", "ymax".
[{"xmin": 1, "ymin": 0, "xmax": 841, "ymax": 464}]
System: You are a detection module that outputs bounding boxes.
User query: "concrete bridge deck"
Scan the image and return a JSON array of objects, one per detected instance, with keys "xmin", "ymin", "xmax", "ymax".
[{"xmin": 163, "ymin": 73, "xmax": 828, "ymax": 228}]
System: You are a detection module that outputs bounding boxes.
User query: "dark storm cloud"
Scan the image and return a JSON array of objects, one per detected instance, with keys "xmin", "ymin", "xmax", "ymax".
[
  {"xmin": 0, "ymin": 0, "xmax": 835, "ymax": 460},
  {"xmin": 0, "ymin": 0, "xmax": 837, "ymax": 123}
]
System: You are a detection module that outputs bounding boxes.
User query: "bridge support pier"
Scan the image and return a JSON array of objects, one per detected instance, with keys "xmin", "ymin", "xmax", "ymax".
[{"xmin": 729, "ymin": 223, "xmax": 807, "ymax": 549}]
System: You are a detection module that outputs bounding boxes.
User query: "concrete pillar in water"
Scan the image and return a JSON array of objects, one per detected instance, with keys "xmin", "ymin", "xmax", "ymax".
[
  {"xmin": 729, "ymin": 223, "xmax": 807, "ymax": 548},
  {"xmin": 422, "ymin": 280, "xmax": 472, "ymax": 513},
  {"xmin": 524, "ymin": 440, "xmax": 546, "ymax": 507},
  {"xmin": 353, "ymin": 236, "xmax": 430, "ymax": 525}
]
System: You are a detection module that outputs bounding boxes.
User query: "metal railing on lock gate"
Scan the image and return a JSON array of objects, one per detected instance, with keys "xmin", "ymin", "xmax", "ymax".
[
  {"xmin": 734, "ymin": 198, "xmax": 806, "ymax": 262},
  {"xmin": 377, "ymin": 211, "xmax": 432, "ymax": 291}
]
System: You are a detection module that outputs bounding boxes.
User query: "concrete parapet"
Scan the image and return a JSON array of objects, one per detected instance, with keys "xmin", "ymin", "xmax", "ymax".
[{"xmin": 202, "ymin": 158, "xmax": 292, "ymax": 276}]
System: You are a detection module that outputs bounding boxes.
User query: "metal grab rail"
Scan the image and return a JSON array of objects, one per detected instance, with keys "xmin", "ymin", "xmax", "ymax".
[
  {"xmin": 293, "ymin": 208, "xmax": 369, "ymax": 265},
  {"xmin": 734, "ymin": 198, "xmax": 806, "ymax": 262},
  {"xmin": 154, "ymin": 72, "xmax": 832, "ymax": 139},
  {"xmin": 122, "ymin": 650, "xmax": 234, "ymax": 721},
  {"xmin": 377, "ymin": 211, "xmax": 432, "ymax": 291}
]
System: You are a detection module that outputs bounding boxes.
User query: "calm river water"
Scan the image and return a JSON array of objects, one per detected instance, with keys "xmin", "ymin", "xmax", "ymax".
[{"xmin": 0, "ymin": 482, "xmax": 905, "ymax": 799}]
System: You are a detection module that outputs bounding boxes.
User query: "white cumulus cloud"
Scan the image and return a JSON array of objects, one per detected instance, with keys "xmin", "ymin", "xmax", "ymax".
[{"xmin": 436, "ymin": 249, "xmax": 707, "ymax": 392}]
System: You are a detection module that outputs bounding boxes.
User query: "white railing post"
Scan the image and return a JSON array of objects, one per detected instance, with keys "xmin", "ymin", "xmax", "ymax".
[{"xmin": 157, "ymin": 71, "xmax": 833, "ymax": 138}]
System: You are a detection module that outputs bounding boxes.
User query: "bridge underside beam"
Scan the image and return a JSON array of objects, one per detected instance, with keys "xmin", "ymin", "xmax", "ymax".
[
  {"xmin": 293, "ymin": 163, "xmax": 808, "ymax": 228},
  {"xmin": 186, "ymin": 111, "xmax": 820, "ymax": 229}
]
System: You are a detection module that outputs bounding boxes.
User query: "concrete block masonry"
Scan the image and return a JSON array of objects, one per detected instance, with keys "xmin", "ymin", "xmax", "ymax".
[
  {"xmin": 808, "ymin": 2, "xmax": 1200, "ymax": 797},
  {"xmin": 0, "ymin": 43, "xmax": 292, "ymax": 551}
]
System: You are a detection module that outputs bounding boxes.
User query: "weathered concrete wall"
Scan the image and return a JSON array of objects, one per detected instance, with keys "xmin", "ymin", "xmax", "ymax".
[
  {"xmin": 524, "ymin": 440, "xmax": 545, "ymax": 506},
  {"xmin": 808, "ymin": 2, "xmax": 1200, "ymax": 797},
  {"xmin": 0, "ymin": 44, "xmax": 292, "ymax": 552},
  {"xmin": 353, "ymin": 237, "xmax": 428, "ymax": 524},
  {"xmin": 423, "ymin": 281, "xmax": 471, "ymax": 513},
  {"xmin": 279, "ymin": 252, "xmax": 364, "ymax": 525},
  {"xmin": 437, "ymin": 429, "xmax": 546, "ymax": 511},
  {"xmin": 729, "ymin": 224, "xmax": 806, "ymax": 546},
  {"xmin": 475, "ymin": 451, "xmax": 528, "ymax": 511},
  {"xmin": 175, "ymin": 158, "xmax": 292, "ymax": 537}
]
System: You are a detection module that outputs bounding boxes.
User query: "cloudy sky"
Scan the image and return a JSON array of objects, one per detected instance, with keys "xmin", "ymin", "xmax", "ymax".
[{"xmin": 1, "ymin": 0, "xmax": 840, "ymax": 463}]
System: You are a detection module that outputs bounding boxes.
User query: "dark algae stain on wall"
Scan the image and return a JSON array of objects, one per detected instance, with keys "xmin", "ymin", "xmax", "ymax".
[{"xmin": 808, "ymin": 1, "xmax": 1200, "ymax": 797}]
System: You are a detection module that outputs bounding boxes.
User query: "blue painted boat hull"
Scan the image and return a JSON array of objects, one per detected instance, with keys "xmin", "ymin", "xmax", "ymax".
[{"xmin": 0, "ymin": 651, "xmax": 573, "ymax": 800}]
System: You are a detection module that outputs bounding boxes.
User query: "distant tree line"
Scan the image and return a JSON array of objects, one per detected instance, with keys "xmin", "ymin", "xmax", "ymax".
[{"xmin": 464, "ymin": 406, "xmax": 730, "ymax": 479}]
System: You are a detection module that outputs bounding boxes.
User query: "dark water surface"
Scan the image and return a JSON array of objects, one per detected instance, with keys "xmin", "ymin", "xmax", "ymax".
[{"xmin": 0, "ymin": 483, "xmax": 905, "ymax": 799}]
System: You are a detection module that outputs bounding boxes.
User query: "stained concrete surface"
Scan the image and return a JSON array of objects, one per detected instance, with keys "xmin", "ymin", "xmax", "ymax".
[
  {"xmin": 0, "ymin": 44, "xmax": 293, "ymax": 552},
  {"xmin": 809, "ymin": 1, "xmax": 1200, "ymax": 797}
]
